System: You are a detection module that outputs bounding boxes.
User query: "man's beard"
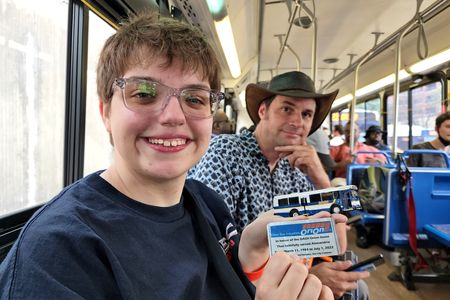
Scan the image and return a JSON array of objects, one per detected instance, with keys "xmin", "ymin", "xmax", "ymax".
[{"xmin": 438, "ymin": 134, "xmax": 450, "ymax": 146}]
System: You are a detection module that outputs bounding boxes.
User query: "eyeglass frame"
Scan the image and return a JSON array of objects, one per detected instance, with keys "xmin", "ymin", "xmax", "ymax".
[{"xmin": 113, "ymin": 77, "xmax": 225, "ymax": 119}]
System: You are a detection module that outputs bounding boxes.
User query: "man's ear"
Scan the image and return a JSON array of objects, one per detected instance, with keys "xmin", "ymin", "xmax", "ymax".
[
  {"xmin": 258, "ymin": 102, "xmax": 267, "ymax": 120},
  {"xmin": 99, "ymin": 99, "xmax": 111, "ymax": 133}
]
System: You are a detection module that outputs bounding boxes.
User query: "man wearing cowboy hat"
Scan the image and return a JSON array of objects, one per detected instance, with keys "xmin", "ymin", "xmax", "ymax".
[{"xmin": 190, "ymin": 71, "xmax": 369, "ymax": 299}]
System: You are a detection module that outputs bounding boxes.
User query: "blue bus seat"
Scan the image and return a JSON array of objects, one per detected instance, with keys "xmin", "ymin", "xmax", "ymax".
[
  {"xmin": 383, "ymin": 150, "xmax": 450, "ymax": 248},
  {"xmin": 346, "ymin": 151, "xmax": 395, "ymax": 225},
  {"xmin": 423, "ymin": 224, "xmax": 450, "ymax": 247}
]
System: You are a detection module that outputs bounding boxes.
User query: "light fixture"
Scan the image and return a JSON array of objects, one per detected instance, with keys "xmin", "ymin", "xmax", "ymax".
[
  {"xmin": 356, "ymin": 71, "xmax": 409, "ymax": 97},
  {"xmin": 206, "ymin": 0, "xmax": 241, "ymax": 78},
  {"xmin": 408, "ymin": 48, "xmax": 450, "ymax": 73},
  {"xmin": 332, "ymin": 94, "xmax": 353, "ymax": 108},
  {"xmin": 332, "ymin": 70, "xmax": 410, "ymax": 109}
]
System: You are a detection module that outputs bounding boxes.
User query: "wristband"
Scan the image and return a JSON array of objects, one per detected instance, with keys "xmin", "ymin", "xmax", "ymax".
[{"xmin": 244, "ymin": 259, "xmax": 269, "ymax": 282}]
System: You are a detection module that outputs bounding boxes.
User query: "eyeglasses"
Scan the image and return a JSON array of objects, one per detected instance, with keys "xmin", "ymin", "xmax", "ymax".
[{"xmin": 114, "ymin": 78, "xmax": 224, "ymax": 119}]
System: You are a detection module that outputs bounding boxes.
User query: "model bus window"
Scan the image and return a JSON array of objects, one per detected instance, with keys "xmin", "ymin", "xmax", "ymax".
[
  {"xmin": 278, "ymin": 197, "xmax": 288, "ymax": 206},
  {"xmin": 310, "ymin": 193, "xmax": 321, "ymax": 203},
  {"xmin": 322, "ymin": 192, "xmax": 334, "ymax": 201},
  {"xmin": 289, "ymin": 197, "xmax": 299, "ymax": 205}
]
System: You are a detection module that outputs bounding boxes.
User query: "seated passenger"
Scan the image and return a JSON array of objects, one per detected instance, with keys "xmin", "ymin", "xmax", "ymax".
[
  {"xmin": 212, "ymin": 109, "xmax": 233, "ymax": 136},
  {"xmin": 364, "ymin": 125, "xmax": 390, "ymax": 151},
  {"xmin": 190, "ymin": 71, "xmax": 370, "ymax": 299},
  {"xmin": 329, "ymin": 124, "xmax": 345, "ymax": 146},
  {"xmin": 307, "ymin": 127, "xmax": 336, "ymax": 173},
  {"xmin": 0, "ymin": 13, "xmax": 333, "ymax": 299},
  {"xmin": 330, "ymin": 122, "xmax": 386, "ymax": 180},
  {"xmin": 408, "ymin": 111, "xmax": 450, "ymax": 167}
]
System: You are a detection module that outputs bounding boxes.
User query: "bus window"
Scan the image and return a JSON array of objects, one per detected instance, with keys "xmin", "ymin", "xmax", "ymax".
[
  {"xmin": 84, "ymin": 11, "xmax": 115, "ymax": 175},
  {"xmin": 310, "ymin": 193, "xmax": 321, "ymax": 203},
  {"xmin": 387, "ymin": 91, "xmax": 409, "ymax": 151},
  {"xmin": 411, "ymin": 82, "xmax": 442, "ymax": 146},
  {"xmin": 278, "ymin": 198, "xmax": 288, "ymax": 206},
  {"xmin": 0, "ymin": 0, "xmax": 69, "ymax": 216},
  {"xmin": 300, "ymin": 197, "xmax": 307, "ymax": 205},
  {"xmin": 321, "ymin": 192, "xmax": 334, "ymax": 201},
  {"xmin": 289, "ymin": 197, "xmax": 299, "ymax": 205}
]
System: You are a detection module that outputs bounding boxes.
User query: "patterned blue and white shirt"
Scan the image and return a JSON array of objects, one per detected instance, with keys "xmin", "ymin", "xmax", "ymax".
[{"xmin": 189, "ymin": 129, "xmax": 314, "ymax": 232}]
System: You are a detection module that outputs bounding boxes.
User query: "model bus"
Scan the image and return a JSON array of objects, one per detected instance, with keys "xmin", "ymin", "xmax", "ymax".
[{"xmin": 273, "ymin": 185, "xmax": 362, "ymax": 217}]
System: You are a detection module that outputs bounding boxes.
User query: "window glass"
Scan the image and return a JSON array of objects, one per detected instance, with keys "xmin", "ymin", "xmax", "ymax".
[
  {"xmin": 84, "ymin": 12, "xmax": 115, "ymax": 176},
  {"xmin": 411, "ymin": 81, "xmax": 442, "ymax": 146},
  {"xmin": 364, "ymin": 98, "xmax": 381, "ymax": 129},
  {"xmin": 358, "ymin": 98, "xmax": 381, "ymax": 141},
  {"xmin": 0, "ymin": 0, "xmax": 68, "ymax": 216},
  {"xmin": 278, "ymin": 198, "xmax": 288, "ymax": 206},
  {"xmin": 386, "ymin": 91, "xmax": 409, "ymax": 151},
  {"xmin": 288, "ymin": 197, "xmax": 299, "ymax": 205}
]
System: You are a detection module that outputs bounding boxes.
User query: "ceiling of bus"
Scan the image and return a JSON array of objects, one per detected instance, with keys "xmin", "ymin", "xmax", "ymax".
[{"xmin": 139, "ymin": 0, "xmax": 449, "ymax": 127}]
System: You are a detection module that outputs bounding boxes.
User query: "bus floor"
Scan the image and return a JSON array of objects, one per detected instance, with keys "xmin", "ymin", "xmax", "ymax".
[{"xmin": 347, "ymin": 227, "xmax": 450, "ymax": 300}]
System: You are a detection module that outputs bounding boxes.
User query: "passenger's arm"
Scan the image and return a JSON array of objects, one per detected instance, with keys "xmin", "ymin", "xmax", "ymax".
[{"xmin": 274, "ymin": 144, "xmax": 331, "ymax": 189}]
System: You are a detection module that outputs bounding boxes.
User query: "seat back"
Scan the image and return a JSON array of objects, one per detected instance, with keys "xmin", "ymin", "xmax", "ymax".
[{"xmin": 383, "ymin": 150, "xmax": 450, "ymax": 247}]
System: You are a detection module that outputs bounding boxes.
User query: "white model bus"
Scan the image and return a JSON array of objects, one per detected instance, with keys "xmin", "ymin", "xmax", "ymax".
[{"xmin": 273, "ymin": 185, "xmax": 362, "ymax": 217}]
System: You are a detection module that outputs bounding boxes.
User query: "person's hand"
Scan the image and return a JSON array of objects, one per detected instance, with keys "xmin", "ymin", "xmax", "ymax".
[
  {"xmin": 255, "ymin": 252, "xmax": 333, "ymax": 300},
  {"xmin": 309, "ymin": 260, "xmax": 370, "ymax": 298},
  {"xmin": 239, "ymin": 210, "xmax": 307, "ymax": 272},
  {"xmin": 275, "ymin": 144, "xmax": 331, "ymax": 189},
  {"xmin": 239, "ymin": 211, "xmax": 347, "ymax": 272}
]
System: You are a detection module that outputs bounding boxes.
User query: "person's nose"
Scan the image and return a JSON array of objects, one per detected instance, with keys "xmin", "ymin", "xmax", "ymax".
[
  {"xmin": 288, "ymin": 113, "xmax": 304, "ymax": 128},
  {"xmin": 159, "ymin": 94, "xmax": 186, "ymax": 125}
]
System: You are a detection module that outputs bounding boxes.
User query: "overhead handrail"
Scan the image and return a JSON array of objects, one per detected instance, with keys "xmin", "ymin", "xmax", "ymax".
[
  {"xmin": 320, "ymin": 0, "xmax": 449, "ymax": 92},
  {"xmin": 349, "ymin": 32, "xmax": 383, "ymax": 153},
  {"xmin": 275, "ymin": 0, "xmax": 318, "ymax": 83},
  {"xmin": 392, "ymin": 0, "xmax": 425, "ymax": 155},
  {"xmin": 275, "ymin": 34, "xmax": 301, "ymax": 71}
]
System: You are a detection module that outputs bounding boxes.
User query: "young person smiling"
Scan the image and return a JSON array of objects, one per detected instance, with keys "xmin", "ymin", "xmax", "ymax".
[{"xmin": 0, "ymin": 13, "xmax": 334, "ymax": 300}]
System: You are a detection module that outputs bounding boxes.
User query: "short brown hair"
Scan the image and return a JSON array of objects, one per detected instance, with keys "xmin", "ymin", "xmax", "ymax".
[
  {"xmin": 435, "ymin": 111, "xmax": 450, "ymax": 128},
  {"xmin": 96, "ymin": 12, "xmax": 221, "ymax": 103}
]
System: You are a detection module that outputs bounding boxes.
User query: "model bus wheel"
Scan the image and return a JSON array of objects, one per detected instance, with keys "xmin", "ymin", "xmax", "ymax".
[
  {"xmin": 330, "ymin": 204, "xmax": 341, "ymax": 214},
  {"xmin": 289, "ymin": 209, "xmax": 300, "ymax": 217}
]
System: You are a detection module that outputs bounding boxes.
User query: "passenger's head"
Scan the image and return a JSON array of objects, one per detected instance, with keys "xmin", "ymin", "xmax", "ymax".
[
  {"xmin": 97, "ymin": 12, "xmax": 221, "ymax": 105},
  {"xmin": 245, "ymin": 71, "xmax": 338, "ymax": 147},
  {"xmin": 344, "ymin": 122, "xmax": 360, "ymax": 144},
  {"xmin": 212, "ymin": 110, "xmax": 232, "ymax": 134},
  {"xmin": 96, "ymin": 12, "xmax": 223, "ymax": 181},
  {"xmin": 333, "ymin": 124, "xmax": 344, "ymax": 136},
  {"xmin": 364, "ymin": 125, "xmax": 383, "ymax": 144},
  {"xmin": 435, "ymin": 111, "xmax": 450, "ymax": 143}
]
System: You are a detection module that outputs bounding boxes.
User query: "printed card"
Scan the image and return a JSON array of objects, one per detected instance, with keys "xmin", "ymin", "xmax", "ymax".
[{"xmin": 267, "ymin": 218, "xmax": 340, "ymax": 257}]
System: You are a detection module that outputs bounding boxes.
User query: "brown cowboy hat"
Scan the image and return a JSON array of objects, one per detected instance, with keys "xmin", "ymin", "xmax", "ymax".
[{"xmin": 245, "ymin": 71, "xmax": 339, "ymax": 135}]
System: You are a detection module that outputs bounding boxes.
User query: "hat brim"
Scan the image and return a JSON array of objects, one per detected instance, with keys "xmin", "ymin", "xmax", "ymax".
[{"xmin": 245, "ymin": 83, "xmax": 339, "ymax": 135}]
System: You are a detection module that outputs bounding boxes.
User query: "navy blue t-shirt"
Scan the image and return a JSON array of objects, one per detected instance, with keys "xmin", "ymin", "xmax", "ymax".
[{"xmin": 0, "ymin": 172, "xmax": 253, "ymax": 299}]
